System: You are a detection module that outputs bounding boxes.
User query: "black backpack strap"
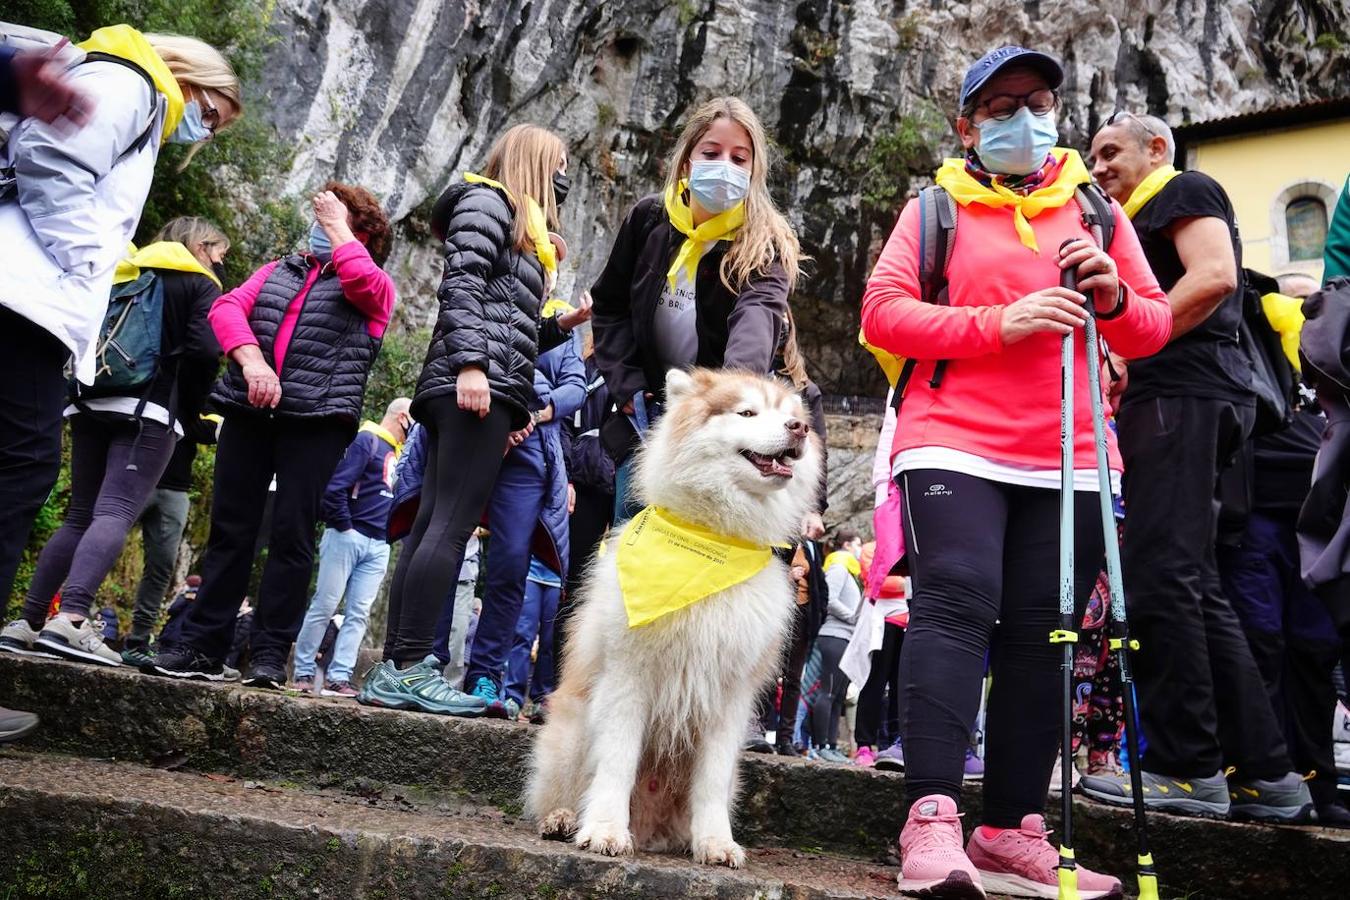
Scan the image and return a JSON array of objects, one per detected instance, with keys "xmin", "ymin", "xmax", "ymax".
[
  {"xmin": 1075, "ymin": 182, "xmax": 1115, "ymax": 251},
  {"xmin": 82, "ymin": 51, "xmax": 158, "ymax": 159},
  {"xmin": 891, "ymin": 187, "xmax": 958, "ymax": 413}
]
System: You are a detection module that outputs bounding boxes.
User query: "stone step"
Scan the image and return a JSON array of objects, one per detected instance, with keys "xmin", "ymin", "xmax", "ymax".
[
  {"xmin": 2, "ymin": 655, "xmax": 1347, "ymax": 898},
  {"xmin": 0, "ymin": 752, "xmax": 903, "ymax": 899}
]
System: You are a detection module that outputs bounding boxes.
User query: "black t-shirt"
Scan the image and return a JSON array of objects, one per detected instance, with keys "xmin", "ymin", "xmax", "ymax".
[
  {"xmin": 1253, "ymin": 409, "xmax": 1324, "ymax": 514},
  {"xmin": 1122, "ymin": 171, "xmax": 1254, "ymax": 406}
]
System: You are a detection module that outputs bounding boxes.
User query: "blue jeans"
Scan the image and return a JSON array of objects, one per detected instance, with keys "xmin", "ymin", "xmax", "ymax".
[
  {"xmin": 293, "ymin": 528, "xmax": 391, "ymax": 683},
  {"xmin": 504, "ymin": 578, "xmax": 560, "ymax": 705},
  {"xmin": 612, "ymin": 455, "xmax": 643, "ymax": 523}
]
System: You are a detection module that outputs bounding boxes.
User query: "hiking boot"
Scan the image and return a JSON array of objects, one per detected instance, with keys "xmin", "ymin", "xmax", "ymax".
[
  {"xmin": 35, "ymin": 616, "xmax": 121, "ymax": 667},
  {"xmin": 1080, "ymin": 769, "xmax": 1230, "ymax": 817},
  {"xmin": 0, "ymin": 619, "xmax": 53, "ymax": 658},
  {"xmin": 1228, "ymin": 771, "xmax": 1314, "ymax": 824},
  {"xmin": 470, "ymin": 675, "xmax": 511, "ymax": 718},
  {"xmin": 320, "ymin": 680, "xmax": 358, "ymax": 698},
  {"xmin": 818, "ymin": 746, "xmax": 850, "ymax": 764},
  {"xmin": 967, "ymin": 814, "xmax": 1123, "ymax": 899},
  {"xmin": 363, "ymin": 657, "xmax": 487, "ymax": 716},
  {"xmin": 963, "ymin": 747, "xmax": 985, "ymax": 782},
  {"xmin": 855, "ymin": 745, "xmax": 877, "ymax": 768},
  {"xmin": 744, "ymin": 736, "xmax": 775, "ymax": 754},
  {"xmin": 775, "ymin": 740, "xmax": 805, "ymax": 757},
  {"xmin": 120, "ymin": 639, "xmax": 155, "ymax": 668},
  {"xmin": 0, "ymin": 706, "xmax": 38, "ymax": 743},
  {"xmin": 243, "ymin": 660, "xmax": 287, "ymax": 690},
  {"xmin": 876, "ymin": 738, "xmax": 906, "ymax": 772},
  {"xmin": 290, "ymin": 675, "xmax": 316, "ymax": 694},
  {"xmin": 144, "ymin": 646, "xmax": 227, "ymax": 681},
  {"xmin": 896, "ymin": 794, "xmax": 984, "ymax": 898}
]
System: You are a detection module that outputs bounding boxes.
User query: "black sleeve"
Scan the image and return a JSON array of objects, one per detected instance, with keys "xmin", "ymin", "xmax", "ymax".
[
  {"xmin": 802, "ymin": 379, "xmax": 829, "ymax": 514},
  {"xmin": 0, "ymin": 46, "xmax": 19, "ymax": 116},
  {"xmin": 1147, "ymin": 172, "xmax": 1233, "ymax": 231},
  {"xmin": 438, "ymin": 185, "xmax": 512, "ymax": 376},
  {"xmin": 723, "ymin": 261, "xmax": 791, "ymax": 373},
  {"xmin": 591, "ymin": 194, "xmax": 662, "ymax": 406},
  {"xmin": 537, "ymin": 315, "xmax": 568, "ymax": 354}
]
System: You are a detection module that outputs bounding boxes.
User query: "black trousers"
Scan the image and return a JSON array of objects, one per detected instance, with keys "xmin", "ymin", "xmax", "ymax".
[
  {"xmin": 0, "ymin": 308, "xmax": 68, "ymax": 603},
  {"xmin": 1218, "ymin": 509, "xmax": 1343, "ymax": 806},
  {"xmin": 1119, "ymin": 395, "xmax": 1291, "ymax": 780},
  {"xmin": 855, "ymin": 620, "xmax": 905, "ymax": 749},
  {"xmin": 899, "ymin": 469, "xmax": 1104, "ymax": 827},
  {"xmin": 177, "ymin": 414, "xmax": 351, "ymax": 662},
  {"xmin": 384, "ymin": 397, "xmax": 512, "ymax": 666},
  {"xmin": 809, "ymin": 635, "xmax": 850, "ymax": 748},
  {"xmin": 554, "ymin": 483, "xmax": 612, "ymax": 668},
  {"xmin": 755, "ymin": 600, "xmax": 813, "ymax": 747}
]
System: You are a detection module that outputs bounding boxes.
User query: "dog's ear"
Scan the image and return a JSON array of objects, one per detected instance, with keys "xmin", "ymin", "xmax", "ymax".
[{"xmin": 664, "ymin": 368, "xmax": 695, "ymax": 402}]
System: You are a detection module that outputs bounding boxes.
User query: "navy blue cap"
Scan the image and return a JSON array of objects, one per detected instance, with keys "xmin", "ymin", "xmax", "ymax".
[{"xmin": 960, "ymin": 46, "xmax": 1064, "ymax": 110}]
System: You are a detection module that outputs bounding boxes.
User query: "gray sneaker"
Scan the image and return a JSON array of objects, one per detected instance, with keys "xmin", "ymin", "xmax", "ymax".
[
  {"xmin": 1229, "ymin": 772, "xmax": 1315, "ymax": 823},
  {"xmin": 818, "ymin": 747, "xmax": 850, "ymax": 764},
  {"xmin": 0, "ymin": 619, "xmax": 55, "ymax": 658},
  {"xmin": 34, "ymin": 616, "xmax": 122, "ymax": 667},
  {"xmin": 1080, "ymin": 768, "xmax": 1230, "ymax": 817},
  {"xmin": 358, "ymin": 657, "xmax": 487, "ymax": 716}
]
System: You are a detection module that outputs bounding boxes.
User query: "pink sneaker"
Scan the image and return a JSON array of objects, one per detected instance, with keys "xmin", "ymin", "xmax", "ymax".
[
  {"xmin": 896, "ymin": 794, "xmax": 985, "ymax": 898},
  {"xmin": 855, "ymin": 745, "xmax": 876, "ymax": 768},
  {"xmin": 967, "ymin": 814, "xmax": 1122, "ymax": 899}
]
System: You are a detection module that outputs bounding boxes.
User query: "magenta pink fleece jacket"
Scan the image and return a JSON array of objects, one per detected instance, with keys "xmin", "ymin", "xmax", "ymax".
[
  {"xmin": 208, "ymin": 239, "xmax": 395, "ymax": 374},
  {"xmin": 860, "ymin": 192, "xmax": 1171, "ymax": 472}
]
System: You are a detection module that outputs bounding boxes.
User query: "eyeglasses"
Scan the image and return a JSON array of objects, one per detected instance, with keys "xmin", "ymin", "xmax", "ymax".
[
  {"xmin": 195, "ymin": 89, "xmax": 221, "ymax": 135},
  {"xmin": 1106, "ymin": 109, "xmax": 1157, "ymax": 138},
  {"xmin": 974, "ymin": 88, "xmax": 1058, "ymax": 122}
]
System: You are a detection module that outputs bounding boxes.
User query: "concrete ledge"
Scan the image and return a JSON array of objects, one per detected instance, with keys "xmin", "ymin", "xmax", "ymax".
[{"xmin": 1, "ymin": 655, "xmax": 1347, "ymax": 898}]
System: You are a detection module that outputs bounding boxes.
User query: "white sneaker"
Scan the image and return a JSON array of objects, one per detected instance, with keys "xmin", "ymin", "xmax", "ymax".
[
  {"xmin": 0, "ymin": 619, "xmax": 56, "ymax": 658},
  {"xmin": 34, "ymin": 616, "xmax": 121, "ymax": 667}
]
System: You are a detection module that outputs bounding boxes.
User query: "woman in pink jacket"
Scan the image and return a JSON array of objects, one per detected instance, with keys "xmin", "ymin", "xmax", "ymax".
[
  {"xmin": 861, "ymin": 48, "xmax": 1170, "ymax": 899},
  {"xmin": 145, "ymin": 183, "xmax": 395, "ymax": 689}
]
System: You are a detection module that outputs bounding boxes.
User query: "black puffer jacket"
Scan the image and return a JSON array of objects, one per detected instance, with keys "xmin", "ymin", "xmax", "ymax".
[{"xmin": 414, "ymin": 182, "xmax": 566, "ymax": 429}]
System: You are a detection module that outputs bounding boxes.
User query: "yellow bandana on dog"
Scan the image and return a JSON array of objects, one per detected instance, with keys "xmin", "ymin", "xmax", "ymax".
[{"xmin": 617, "ymin": 506, "xmax": 779, "ymax": 628}]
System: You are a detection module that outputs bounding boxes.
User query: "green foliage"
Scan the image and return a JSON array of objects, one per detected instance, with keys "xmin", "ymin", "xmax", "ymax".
[
  {"xmin": 364, "ymin": 327, "xmax": 431, "ymax": 422},
  {"xmin": 1314, "ymin": 32, "xmax": 1345, "ymax": 52},
  {"xmin": 859, "ymin": 102, "xmax": 948, "ymax": 211}
]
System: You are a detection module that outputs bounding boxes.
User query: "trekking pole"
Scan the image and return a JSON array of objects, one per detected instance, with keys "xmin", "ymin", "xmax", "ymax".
[
  {"xmin": 1053, "ymin": 244, "xmax": 1080, "ymax": 900},
  {"xmin": 1079, "ymin": 261, "xmax": 1160, "ymax": 900}
]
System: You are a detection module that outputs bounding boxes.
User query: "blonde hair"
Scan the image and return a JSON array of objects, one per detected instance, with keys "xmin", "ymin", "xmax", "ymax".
[
  {"xmin": 777, "ymin": 309, "xmax": 809, "ymax": 389},
  {"xmin": 663, "ymin": 97, "xmax": 803, "ymax": 291},
  {"xmin": 145, "ymin": 33, "xmax": 242, "ymax": 169},
  {"xmin": 481, "ymin": 124, "xmax": 566, "ymax": 253},
  {"xmin": 154, "ymin": 216, "xmax": 230, "ymax": 264}
]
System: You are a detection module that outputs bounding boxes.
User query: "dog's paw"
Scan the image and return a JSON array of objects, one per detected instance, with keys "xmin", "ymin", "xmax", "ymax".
[
  {"xmin": 692, "ymin": 836, "xmax": 745, "ymax": 868},
  {"xmin": 538, "ymin": 808, "xmax": 578, "ymax": 840},
  {"xmin": 576, "ymin": 821, "xmax": 635, "ymax": 857}
]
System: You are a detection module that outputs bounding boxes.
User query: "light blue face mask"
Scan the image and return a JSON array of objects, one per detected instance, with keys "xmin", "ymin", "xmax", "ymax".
[
  {"xmin": 975, "ymin": 105, "xmax": 1058, "ymax": 176},
  {"xmin": 308, "ymin": 221, "xmax": 332, "ymax": 257},
  {"xmin": 687, "ymin": 159, "xmax": 751, "ymax": 214},
  {"xmin": 168, "ymin": 100, "xmax": 212, "ymax": 145}
]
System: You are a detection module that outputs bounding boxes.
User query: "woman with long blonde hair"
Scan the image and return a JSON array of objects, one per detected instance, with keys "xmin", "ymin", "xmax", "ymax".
[
  {"xmin": 590, "ymin": 96, "xmax": 804, "ymax": 519},
  {"xmin": 365, "ymin": 124, "xmax": 588, "ymax": 715}
]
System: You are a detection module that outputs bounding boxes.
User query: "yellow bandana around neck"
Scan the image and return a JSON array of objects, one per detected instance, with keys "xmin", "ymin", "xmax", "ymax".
[
  {"xmin": 1260, "ymin": 292, "xmax": 1305, "ymax": 371},
  {"xmin": 79, "ymin": 24, "xmax": 185, "ymax": 141},
  {"xmin": 360, "ymin": 421, "xmax": 404, "ymax": 455},
  {"xmin": 663, "ymin": 179, "xmax": 744, "ymax": 289},
  {"xmin": 616, "ymin": 505, "xmax": 782, "ymax": 628},
  {"xmin": 463, "ymin": 172, "xmax": 557, "ymax": 275},
  {"xmin": 1122, "ymin": 165, "xmax": 1181, "ymax": 219},
  {"xmin": 933, "ymin": 148, "xmax": 1090, "ymax": 253},
  {"xmin": 540, "ymin": 298, "xmax": 574, "ymax": 319},
  {"xmin": 113, "ymin": 241, "xmax": 221, "ymax": 288},
  {"xmin": 823, "ymin": 550, "xmax": 861, "ymax": 579}
]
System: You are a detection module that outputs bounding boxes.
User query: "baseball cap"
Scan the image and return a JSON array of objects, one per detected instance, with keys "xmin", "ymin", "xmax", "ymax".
[{"xmin": 960, "ymin": 46, "xmax": 1064, "ymax": 110}]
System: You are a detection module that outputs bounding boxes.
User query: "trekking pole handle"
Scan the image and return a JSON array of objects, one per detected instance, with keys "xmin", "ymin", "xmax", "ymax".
[{"xmin": 1059, "ymin": 239, "xmax": 1080, "ymax": 297}]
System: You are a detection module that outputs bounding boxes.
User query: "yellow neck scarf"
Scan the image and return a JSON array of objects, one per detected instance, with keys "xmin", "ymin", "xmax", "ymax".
[
  {"xmin": 1122, "ymin": 165, "xmax": 1181, "ymax": 219},
  {"xmin": 79, "ymin": 24, "xmax": 185, "ymax": 141},
  {"xmin": 540, "ymin": 298, "xmax": 574, "ymax": 319},
  {"xmin": 824, "ymin": 550, "xmax": 861, "ymax": 579},
  {"xmin": 616, "ymin": 505, "xmax": 782, "ymax": 628},
  {"xmin": 463, "ymin": 173, "xmax": 557, "ymax": 276},
  {"xmin": 113, "ymin": 241, "xmax": 221, "ymax": 289},
  {"xmin": 360, "ymin": 421, "xmax": 403, "ymax": 455},
  {"xmin": 933, "ymin": 148, "xmax": 1090, "ymax": 253},
  {"xmin": 663, "ymin": 180, "xmax": 744, "ymax": 289},
  {"xmin": 1260, "ymin": 292, "xmax": 1305, "ymax": 372}
]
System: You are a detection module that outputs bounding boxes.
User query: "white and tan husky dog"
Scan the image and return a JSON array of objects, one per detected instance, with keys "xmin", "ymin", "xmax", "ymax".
[{"xmin": 527, "ymin": 367, "xmax": 823, "ymax": 868}]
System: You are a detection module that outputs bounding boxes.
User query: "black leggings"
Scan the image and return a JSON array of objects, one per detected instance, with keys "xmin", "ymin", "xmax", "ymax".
[
  {"xmin": 384, "ymin": 396, "xmax": 512, "ymax": 666},
  {"xmin": 809, "ymin": 635, "xmax": 850, "ymax": 748},
  {"xmin": 855, "ymin": 620, "xmax": 905, "ymax": 749},
  {"xmin": 899, "ymin": 469, "xmax": 1104, "ymax": 828}
]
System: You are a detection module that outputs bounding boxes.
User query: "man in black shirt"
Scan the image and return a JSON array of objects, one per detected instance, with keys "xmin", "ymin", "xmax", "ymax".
[{"xmin": 1081, "ymin": 113, "xmax": 1311, "ymax": 822}]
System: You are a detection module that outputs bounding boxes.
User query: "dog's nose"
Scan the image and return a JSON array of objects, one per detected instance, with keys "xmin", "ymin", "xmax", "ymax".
[{"xmin": 785, "ymin": 418, "xmax": 809, "ymax": 438}]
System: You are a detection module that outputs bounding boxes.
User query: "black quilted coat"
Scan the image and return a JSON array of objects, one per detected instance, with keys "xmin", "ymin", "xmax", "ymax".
[{"xmin": 414, "ymin": 182, "xmax": 566, "ymax": 429}]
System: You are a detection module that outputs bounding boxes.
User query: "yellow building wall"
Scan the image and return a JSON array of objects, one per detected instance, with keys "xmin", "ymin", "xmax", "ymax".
[{"xmin": 1190, "ymin": 119, "xmax": 1350, "ymax": 281}]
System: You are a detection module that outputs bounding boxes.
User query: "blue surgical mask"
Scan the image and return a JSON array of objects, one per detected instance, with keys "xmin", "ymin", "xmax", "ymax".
[
  {"xmin": 687, "ymin": 159, "xmax": 751, "ymax": 214},
  {"xmin": 308, "ymin": 221, "xmax": 332, "ymax": 257},
  {"xmin": 168, "ymin": 100, "xmax": 212, "ymax": 145},
  {"xmin": 975, "ymin": 106, "xmax": 1058, "ymax": 176}
]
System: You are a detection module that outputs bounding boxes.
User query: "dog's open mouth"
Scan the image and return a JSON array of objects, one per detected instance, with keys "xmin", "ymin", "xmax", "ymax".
[{"xmin": 740, "ymin": 446, "xmax": 800, "ymax": 478}]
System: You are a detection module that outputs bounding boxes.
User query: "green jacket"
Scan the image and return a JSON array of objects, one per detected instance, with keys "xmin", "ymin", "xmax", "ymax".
[{"xmin": 1325, "ymin": 176, "xmax": 1350, "ymax": 282}]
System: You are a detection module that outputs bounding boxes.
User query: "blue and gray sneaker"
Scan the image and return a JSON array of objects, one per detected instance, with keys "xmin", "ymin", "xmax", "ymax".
[
  {"xmin": 359, "ymin": 657, "xmax": 486, "ymax": 716},
  {"xmin": 470, "ymin": 676, "xmax": 519, "ymax": 719}
]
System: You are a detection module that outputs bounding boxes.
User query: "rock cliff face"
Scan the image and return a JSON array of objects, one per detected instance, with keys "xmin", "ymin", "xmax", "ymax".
[{"xmin": 258, "ymin": 0, "xmax": 1347, "ymax": 523}]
